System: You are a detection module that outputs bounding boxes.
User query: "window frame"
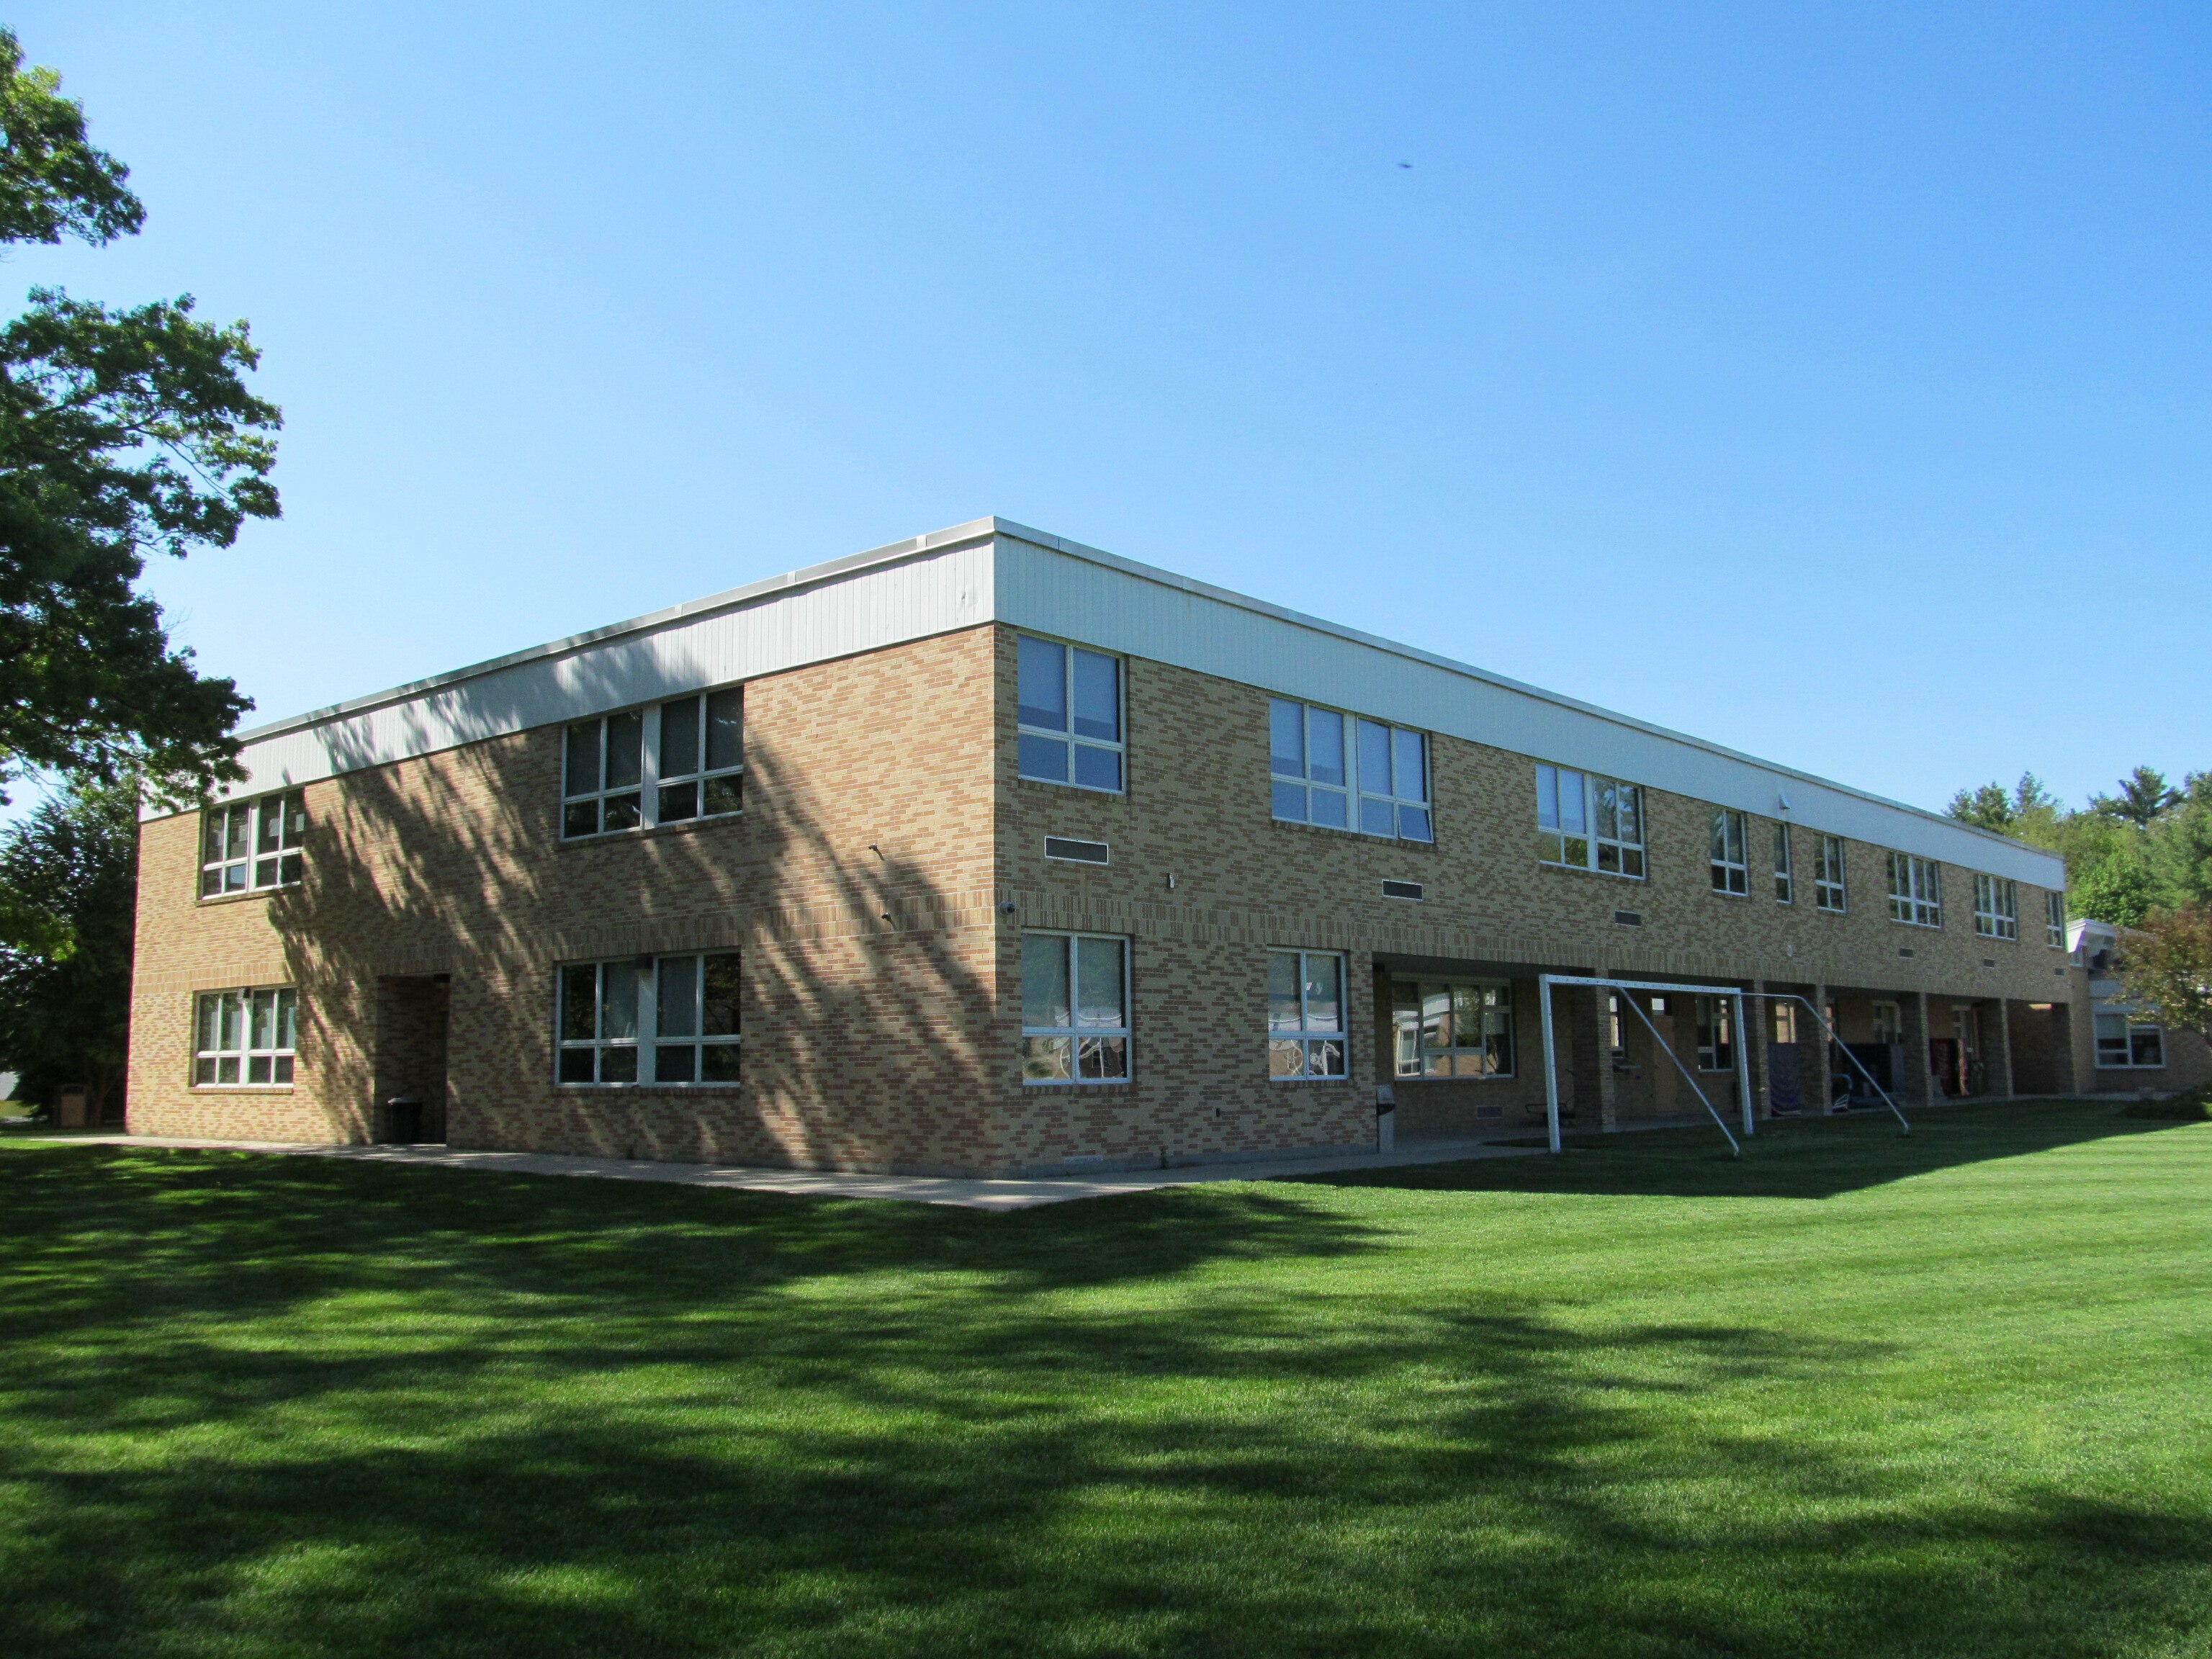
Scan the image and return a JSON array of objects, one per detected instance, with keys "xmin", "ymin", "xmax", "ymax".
[
  {"xmin": 1972, "ymin": 873, "xmax": 2020, "ymax": 940},
  {"xmin": 2044, "ymin": 890, "xmax": 2067, "ymax": 949},
  {"xmin": 562, "ymin": 688, "xmax": 746, "ymax": 841},
  {"xmin": 1020, "ymin": 930, "xmax": 1131, "ymax": 1084},
  {"xmin": 556, "ymin": 951, "xmax": 742, "ymax": 1085},
  {"xmin": 193, "ymin": 986, "xmax": 298, "ymax": 1087},
  {"xmin": 652, "ymin": 688, "xmax": 747, "ymax": 827},
  {"xmin": 1709, "ymin": 809, "xmax": 1750, "ymax": 896},
  {"xmin": 1815, "ymin": 835, "xmax": 1848, "ymax": 912},
  {"xmin": 1773, "ymin": 822, "xmax": 1794, "ymax": 904},
  {"xmin": 1271, "ymin": 698, "xmax": 1432, "ymax": 842},
  {"xmin": 1390, "ymin": 977, "xmax": 1515, "ymax": 1080},
  {"xmin": 1887, "ymin": 853, "xmax": 1944, "ymax": 928},
  {"xmin": 1267, "ymin": 948, "xmax": 1351, "ymax": 1080},
  {"xmin": 1016, "ymin": 635, "xmax": 1126, "ymax": 796},
  {"xmin": 2094, "ymin": 1014, "xmax": 2165, "ymax": 1069},
  {"xmin": 199, "ymin": 791, "xmax": 307, "ymax": 897},
  {"xmin": 1534, "ymin": 763, "xmax": 1645, "ymax": 879}
]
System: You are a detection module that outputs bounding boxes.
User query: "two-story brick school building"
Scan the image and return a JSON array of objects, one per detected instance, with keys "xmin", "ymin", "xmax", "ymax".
[{"xmin": 127, "ymin": 517, "xmax": 2080, "ymax": 1174}]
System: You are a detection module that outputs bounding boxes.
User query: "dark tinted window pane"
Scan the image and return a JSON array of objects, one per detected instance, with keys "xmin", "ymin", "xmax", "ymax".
[
  {"xmin": 564, "ymin": 724, "xmax": 600, "ymax": 798},
  {"xmin": 224, "ymin": 809, "xmax": 251, "ymax": 861},
  {"xmin": 599, "ymin": 1046, "xmax": 638, "ymax": 1083},
  {"xmin": 1017, "ymin": 637, "xmax": 1066, "ymax": 731},
  {"xmin": 705, "ymin": 688, "xmax": 745, "ymax": 771},
  {"xmin": 561, "ymin": 966, "xmax": 598, "ymax": 1042},
  {"xmin": 655, "ymin": 1045, "xmax": 697, "ymax": 1083},
  {"xmin": 1073, "ymin": 745, "xmax": 1121, "ymax": 791},
  {"xmin": 1022, "ymin": 933, "xmax": 1070, "ymax": 1029},
  {"xmin": 1071, "ymin": 650, "xmax": 1119, "ymax": 741},
  {"xmin": 202, "ymin": 810, "xmax": 226, "ymax": 865},
  {"xmin": 256, "ymin": 799, "xmax": 282, "ymax": 854},
  {"xmin": 700, "ymin": 1042, "xmax": 742, "ymax": 1082},
  {"xmin": 1017, "ymin": 733, "xmax": 1069, "ymax": 783},
  {"xmin": 606, "ymin": 711, "xmax": 644, "ymax": 789},
  {"xmin": 1398, "ymin": 805, "xmax": 1432, "ymax": 842},
  {"xmin": 657, "ymin": 956, "xmax": 699, "ymax": 1038},
  {"xmin": 657, "ymin": 781, "xmax": 698, "ymax": 822},
  {"xmin": 603, "ymin": 793, "xmax": 642, "ymax": 832},
  {"xmin": 563, "ymin": 801, "xmax": 601, "ymax": 838},
  {"xmin": 279, "ymin": 853, "xmax": 304, "ymax": 885},
  {"xmin": 701, "ymin": 956, "xmax": 740, "ymax": 1035},
  {"xmin": 201, "ymin": 866, "xmax": 222, "ymax": 898},
  {"xmin": 558, "ymin": 1048, "xmax": 596, "ymax": 1083},
  {"xmin": 660, "ymin": 696, "xmax": 700, "ymax": 778},
  {"xmin": 703, "ymin": 774, "xmax": 743, "ymax": 814}
]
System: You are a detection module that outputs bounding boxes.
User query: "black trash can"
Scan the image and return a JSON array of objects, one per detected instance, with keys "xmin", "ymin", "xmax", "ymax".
[{"xmin": 385, "ymin": 1096, "xmax": 424, "ymax": 1144}]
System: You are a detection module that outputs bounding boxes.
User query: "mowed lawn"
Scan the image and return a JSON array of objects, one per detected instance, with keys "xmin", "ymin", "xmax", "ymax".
[{"xmin": 1, "ymin": 1103, "xmax": 2208, "ymax": 1658}]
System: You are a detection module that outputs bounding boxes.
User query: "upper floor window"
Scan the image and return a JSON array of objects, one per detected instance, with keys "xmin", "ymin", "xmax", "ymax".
[
  {"xmin": 194, "ymin": 986, "xmax": 297, "ymax": 1085},
  {"xmin": 1020, "ymin": 931, "xmax": 1130, "ymax": 1083},
  {"xmin": 1017, "ymin": 636, "xmax": 1123, "ymax": 792},
  {"xmin": 1815, "ymin": 835, "xmax": 1847, "ymax": 912},
  {"xmin": 563, "ymin": 689, "xmax": 745, "ymax": 839},
  {"xmin": 557, "ymin": 951, "xmax": 740, "ymax": 1084},
  {"xmin": 1709, "ymin": 809, "xmax": 1750, "ymax": 895},
  {"xmin": 1773, "ymin": 822, "xmax": 1794, "ymax": 904},
  {"xmin": 200, "ymin": 791, "xmax": 307, "ymax": 897},
  {"xmin": 1390, "ymin": 978, "xmax": 1514, "ymax": 1079},
  {"xmin": 1887, "ymin": 853, "xmax": 1943, "ymax": 927},
  {"xmin": 1268, "ymin": 949, "xmax": 1349, "ymax": 1079},
  {"xmin": 1272, "ymin": 700, "xmax": 1431, "ymax": 841},
  {"xmin": 1534, "ymin": 765, "xmax": 1645, "ymax": 877},
  {"xmin": 1973, "ymin": 874, "xmax": 2019, "ymax": 940},
  {"xmin": 2045, "ymin": 891, "xmax": 2067, "ymax": 948}
]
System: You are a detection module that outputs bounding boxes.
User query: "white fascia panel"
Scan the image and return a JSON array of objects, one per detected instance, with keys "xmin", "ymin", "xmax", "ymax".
[
  {"xmin": 162, "ymin": 534, "xmax": 994, "ymax": 818},
  {"xmin": 992, "ymin": 529, "xmax": 2064, "ymax": 889}
]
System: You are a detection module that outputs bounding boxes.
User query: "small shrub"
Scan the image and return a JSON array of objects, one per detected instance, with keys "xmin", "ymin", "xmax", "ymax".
[{"xmin": 2121, "ymin": 1089, "xmax": 2212, "ymax": 1121}]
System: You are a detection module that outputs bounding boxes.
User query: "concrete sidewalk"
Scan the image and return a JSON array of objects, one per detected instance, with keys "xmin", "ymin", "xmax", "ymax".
[{"xmin": 21, "ymin": 1133, "xmax": 1545, "ymax": 1210}]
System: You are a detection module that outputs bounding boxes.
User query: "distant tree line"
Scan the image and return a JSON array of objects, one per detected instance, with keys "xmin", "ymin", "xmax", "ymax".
[{"xmin": 1952, "ymin": 766, "xmax": 2212, "ymax": 1072}]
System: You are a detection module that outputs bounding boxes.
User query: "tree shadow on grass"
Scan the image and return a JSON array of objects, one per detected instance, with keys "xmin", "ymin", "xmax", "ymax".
[
  {"xmin": 1, "ymin": 1145, "xmax": 2207, "ymax": 1658},
  {"xmin": 1294, "ymin": 1097, "xmax": 2210, "ymax": 1200}
]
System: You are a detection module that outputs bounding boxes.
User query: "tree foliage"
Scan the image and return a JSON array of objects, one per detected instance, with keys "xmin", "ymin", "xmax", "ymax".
[
  {"xmin": 1947, "ymin": 764, "xmax": 2212, "ymax": 923},
  {"xmin": 0, "ymin": 27, "xmax": 278, "ymax": 803},
  {"xmin": 2114, "ymin": 906, "xmax": 2212, "ymax": 1053},
  {"xmin": 0, "ymin": 775, "xmax": 136, "ymax": 1112}
]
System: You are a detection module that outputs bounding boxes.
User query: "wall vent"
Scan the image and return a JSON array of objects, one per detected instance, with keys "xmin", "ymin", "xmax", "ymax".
[
  {"xmin": 1043, "ymin": 836, "xmax": 1110, "ymax": 866},
  {"xmin": 1982, "ymin": 957, "xmax": 1997, "ymax": 968},
  {"xmin": 1614, "ymin": 909, "xmax": 1644, "ymax": 927},
  {"xmin": 1897, "ymin": 947, "xmax": 1915, "ymax": 958},
  {"xmin": 1381, "ymin": 879, "xmax": 1425, "ymax": 901}
]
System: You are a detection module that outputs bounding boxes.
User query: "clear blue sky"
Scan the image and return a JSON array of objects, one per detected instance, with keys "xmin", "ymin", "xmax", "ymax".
[{"xmin": 14, "ymin": 4, "xmax": 2211, "ymax": 814}]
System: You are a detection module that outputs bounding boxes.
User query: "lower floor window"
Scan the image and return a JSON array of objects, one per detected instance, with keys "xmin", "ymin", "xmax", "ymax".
[
  {"xmin": 2095, "ymin": 1015, "xmax": 2164, "ymax": 1069},
  {"xmin": 1022, "ymin": 931, "xmax": 1130, "ymax": 1082},
  {"xmin": 195, "ymin": 987, "xmax": 297, "ymax": 1085},
  {"xmin": 1694, "ymin": 994, "xmax": 1736, "ymax": 1071},
  {"xmin": 559, "ymin": 952, "xmax": 740, "ymax": 1084},
  {"xmin": 1391, "ymin": 978, "xmax": 1514, "ymax": 1078},
  {"xmin": 1269, "ymin": 949, "xmax": 1349, "ymax": 1079}
]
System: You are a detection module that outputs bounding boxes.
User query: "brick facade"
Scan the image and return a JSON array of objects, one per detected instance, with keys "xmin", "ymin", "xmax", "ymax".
[{"xmin": 130, "ymin": 616, "xmax": 2088, "ymax": 1174}]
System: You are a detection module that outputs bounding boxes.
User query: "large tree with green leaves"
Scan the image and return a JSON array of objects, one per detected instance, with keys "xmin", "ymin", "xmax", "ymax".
[
  {"xmin": 0, "ymin": 774, "xmax": 136, "ymax": 1115},
  {"xmin": 0, "ymin": 27, "xmax": 278, "ymax": 809},
  {"xmin": 2114, "ymin": 905, "xmax": 2212, "ymax": 1066}
]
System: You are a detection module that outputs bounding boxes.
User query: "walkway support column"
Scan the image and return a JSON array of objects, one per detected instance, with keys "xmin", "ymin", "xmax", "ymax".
[
  {"xmin": 1899, "ymin": 992, "xmax": 1934, "ymax": 1107},
  {"xmin": 1985, "ymin": 998, "xmax": 2015, "ymax": 1099}
]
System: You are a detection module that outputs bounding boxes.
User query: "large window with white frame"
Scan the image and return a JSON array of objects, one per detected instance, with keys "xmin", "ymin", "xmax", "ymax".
[
  {"xmin": 2094, "ymin": 1015, "xmax": 2164, "ymax": 1069},
  {"xmin": 1973, "ymin": 874, "xmax": 2019, "ymax": 940},
  {"xmin": 194, "ymin": 986, "xmax": 297, "ymax": 1085},
  {"xmin": 200, "ymin": 791, "xmax": 307, "ymax": 896},
  {"xmin": 1271, "ymin": 700, "xmax": 1431, "ymax": 841},
  {"xmin": 1534, "ymin": 764, "xmax": 1645, "ymax": 877},
  {"xmin": 1773, "ymin": 822, "xmax": 1794, "ymax": 904},
  {"xmin": 1887, "ymin": 853, "xmax": 1943, "ymax": 927},
  {"xmin": 1390, "ymin": 978, "xmax": 1514, "ymax": 1079},
  {"xmin": 1020, "ymin": 931, "xmax": 1130, "ymax": 1083},
  {"xmin": 557, "ymin": 952, "xmax": 741, "ymax": 1084},
  {"xmin": 1815, "ymin": 835, "xmax": 1847, "ymax": 912},
  {"xmin": 2045, "ymin": 891, "xmax": 2067, "ymax": 948},
  {"xmin": 1709, "ymin": 809, "xmax": 1750, "ymax": 895},
  {"xmin": 1017, "ymin": 636, "xmax": 1124, "ymax": 793},
  {"xmin": 564, "ymin": 689, "xmax": 745, "ymax": 839},
  {"xmin": 1267, "ymin": 950, "xmax": 1349, "ymax": 1079}
]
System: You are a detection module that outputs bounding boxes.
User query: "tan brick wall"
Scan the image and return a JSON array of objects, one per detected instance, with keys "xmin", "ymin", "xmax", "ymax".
[
  {"xmin": 130, "ymin": 627, "xmax": 1005, "ymax": 1168},
  {"xmin": 130, "ymin": 618, "xmax": 2082, "ymax": 1176}
]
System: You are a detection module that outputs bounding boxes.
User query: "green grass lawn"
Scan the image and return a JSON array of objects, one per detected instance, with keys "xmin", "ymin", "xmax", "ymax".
[{"xmin": 2, "ymin": 1102, "xmax": 2208, "ymax": 1658}]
